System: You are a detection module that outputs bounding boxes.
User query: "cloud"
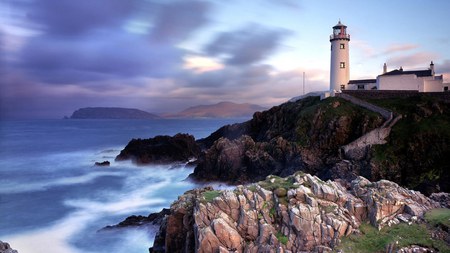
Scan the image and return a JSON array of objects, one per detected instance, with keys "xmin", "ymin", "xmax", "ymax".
[
  {"xmin": 25, "ymin": 0, "xmax": 137, "ymax": 35},
  {"xmin": 184, "ymin": 64, "xmax": 273, "ymax": 88},
  {"xmin": 382, "ymin": 43, "xmax": 418, "ymax": 55},
  {"xmin": 150, "ymin": 1, "xmax": 210, "ymax": 43},
  {"xmin": 387, "ymin": 52, "xmax": 438, "ymax": 69},
  {"xmin": 205, "ymin": 24, "xmax": 291, "ymax": 65},
  {"xmin": 17, "ymin": 32, "xmax": 183, "ymax": 83},
  {"xmin": 8, "ymin": 0, "xmax": 212, "ymax": 83}
]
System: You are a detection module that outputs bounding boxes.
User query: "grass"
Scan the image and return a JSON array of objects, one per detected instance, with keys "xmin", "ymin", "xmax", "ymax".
[
  {"xmin": 202, "ymin": 190, "xmax": 221, "ymax": 202},
  {"xmin": 336, "ymin": 223, "xmax": 450, "ymax": 253},
  {"xmin": 425, "ymin": 208, "xmax": 450, "ymax": 228},
  {"xmin": 258, "ymin": 175, "xmax": 296, "ymax": 191},
  {"xmin": 276, "ymin": 232, "xmax": 288, "ymax": 245}
]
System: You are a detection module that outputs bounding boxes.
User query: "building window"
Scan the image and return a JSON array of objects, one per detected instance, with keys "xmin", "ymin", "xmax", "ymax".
[
  {"xmin": 340, "ymin": 43, "xmax": 345, "ymax": 49},
  {"xmin": 340, "ymin": 62, "xmax": 345, "ymax": 68},
  {"xmin": 445, "ymin": 86, "xmax": 449, "ymax": 92},
  {"xmin": 340, "ymin": 84, "xmax": 345, "ymax": 90},
  {"xmin": 357, "ymin": 85, "xmax": 364, "ymax": 90}
]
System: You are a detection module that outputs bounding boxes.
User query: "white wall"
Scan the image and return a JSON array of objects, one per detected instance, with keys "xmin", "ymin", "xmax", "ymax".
[
  {"xmin": 330, "ymin": 39, "xmax": 350, "ymax": 91},
  {"xmin": 377, "ymin": 74, "xmax": 422, "ymax": 91},
  {"xmin": 424, "ymin": 78, "xmax": 444, "ymax": 92}
]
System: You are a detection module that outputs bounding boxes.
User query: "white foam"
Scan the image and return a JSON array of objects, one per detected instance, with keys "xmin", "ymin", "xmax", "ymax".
[{"xmin": 0, "ymin": 171, "xmax": 125, "ymax": 194}]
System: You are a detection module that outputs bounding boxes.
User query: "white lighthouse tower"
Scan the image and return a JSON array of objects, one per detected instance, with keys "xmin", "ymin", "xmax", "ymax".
[{"xmin": 330, "ymin": 21, "xmax": 350, "ymax": 91}]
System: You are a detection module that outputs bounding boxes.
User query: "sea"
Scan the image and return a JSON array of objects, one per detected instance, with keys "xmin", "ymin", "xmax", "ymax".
[{"xmin": 0, "ymin": 118, "xmax": 244, "ymax": 253}]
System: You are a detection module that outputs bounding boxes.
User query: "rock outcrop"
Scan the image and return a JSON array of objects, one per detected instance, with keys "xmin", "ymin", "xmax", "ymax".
[
  {"xmin": 115, "ymin": 133, "xmax": 201, "ymax": 164},
  {"xmin": 0, "ymin": 241, "xmax": 18, "ymax": 253},
  {"xmin": 151, "ymin": 173, "xmax": 442, "ymax": 252},
  {"xmin": 193, "ymin": 96, "xmax": 384, "ymax": 184},
  {"xmin": 101, "ymin": 208, "xmax": 170, "ymax": 231}
]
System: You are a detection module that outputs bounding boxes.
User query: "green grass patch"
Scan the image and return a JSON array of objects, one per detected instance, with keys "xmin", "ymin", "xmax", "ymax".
[
  {"xmin": 336, "ymin": 223, "xmax": 449, "ymax": 253},
  {"xmin": 276, "ymin": 232, "xmax": 288, "ymax": 245},
  {"xmin": 258, "ymin": 175, "xmax": 297, "ymax": 191},
  {"xmin": 425, "ymin": 208, "xmax": 450, "ymax": 228},
  {"xmin": 202, "ymin": 190, "xmax": 221, "ymax": 202}
]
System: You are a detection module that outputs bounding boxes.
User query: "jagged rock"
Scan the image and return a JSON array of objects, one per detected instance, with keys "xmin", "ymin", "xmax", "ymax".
[
  {"xmin": 0, "ymin": 241, "xmax": 18, "ymax": 253},
  {"xmin": 151, "ymin": 173, "xmax": 442, "ymax": 252},
  {"xmin": 115, "ymin": 133, "xmax": 200, "ymax": 164},
  {"xmin": 101, "ymin": 208, "xmax": 170, "ymax": 230},
  {"xmin": 94, "ymin": 161, "xmax": 110, "ymax": 166}
]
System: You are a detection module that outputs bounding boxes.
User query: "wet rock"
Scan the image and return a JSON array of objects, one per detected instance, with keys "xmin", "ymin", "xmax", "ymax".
[
  {"xmin": 115, "ymin": 133, "xmax": 200, "ymax": 164},
  {"xmin": 94, "ymin": 161, "xmax": 110, "ymax": 166},
  {"xmin": 0, "ymin": 241, "xmax": 18, "ymax": 253}
]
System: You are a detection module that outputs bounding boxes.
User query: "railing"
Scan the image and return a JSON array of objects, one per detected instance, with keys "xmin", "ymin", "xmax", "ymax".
[{"xmin": 330, "ymin": 34, "xmax": 350, "ymax": 40}]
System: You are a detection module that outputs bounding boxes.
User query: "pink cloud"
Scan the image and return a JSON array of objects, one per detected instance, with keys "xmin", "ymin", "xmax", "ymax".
[{"xmin": 387, "ymin": 52, "xmax": 438, "ymax": 69}]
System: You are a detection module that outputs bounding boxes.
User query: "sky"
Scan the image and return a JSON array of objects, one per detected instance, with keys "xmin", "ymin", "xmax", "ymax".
[{"xmin": 1, "ymin": 0, "xmax": 450, "ymax": 119}]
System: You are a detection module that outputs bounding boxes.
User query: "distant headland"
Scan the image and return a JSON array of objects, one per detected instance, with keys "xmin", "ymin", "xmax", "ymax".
[{"xmin": 70, "ymin": 107, "xmax": 160, "ymax": 119}]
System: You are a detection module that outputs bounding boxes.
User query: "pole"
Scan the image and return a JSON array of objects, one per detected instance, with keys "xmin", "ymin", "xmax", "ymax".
[{"xmin": 303, "ymin": 72, "xmax": 305, "ymax": 95}]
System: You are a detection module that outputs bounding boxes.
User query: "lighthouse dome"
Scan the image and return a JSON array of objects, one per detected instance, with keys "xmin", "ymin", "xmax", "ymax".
[{"xmin": 333, "ymin": 21, "xmax": 347, "ymax": 29}]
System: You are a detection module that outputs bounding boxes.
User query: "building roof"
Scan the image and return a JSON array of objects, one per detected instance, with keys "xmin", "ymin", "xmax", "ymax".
[
  {"xmin": 348, "ymin": 79, "xmax": 376, "ymax": 84},
  {"xmin": 380, "ymin": 69, "xmax": 432, "ymax": 77},
  {"xmin": 333, "ymin": 21, "xmax": 347, "ymax": 29}
]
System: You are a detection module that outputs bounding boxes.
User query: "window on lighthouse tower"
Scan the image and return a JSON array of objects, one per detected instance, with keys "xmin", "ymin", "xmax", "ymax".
[
  {"xmin": 340, "ymin": 62, "xmax": 345, "ymax": 68},
  {"xmin": 340, "ymin": 43, "xmax": 345, "ymax": 49}
]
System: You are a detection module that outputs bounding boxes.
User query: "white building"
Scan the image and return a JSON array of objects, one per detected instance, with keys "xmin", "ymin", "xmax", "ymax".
[
  {"xmin": 329, "ymin": 21, "xmax": 350, "ymax": 92},
  {"xmin": 376, "ymin": 62, "xmax": 448, "ymax": 92},
  {"xmin": 330, "ymin": 21, "xmax": 449, "ymax": 92}
]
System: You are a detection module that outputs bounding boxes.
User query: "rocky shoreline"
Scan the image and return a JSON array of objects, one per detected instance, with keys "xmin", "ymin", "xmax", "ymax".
[
  {"xmin": 148, "ymin": 173, "xmax": 447, "ymax": 252},
  {"xmin": 111, "ymin": 95, "xmax": 450, "ymax": 252}
]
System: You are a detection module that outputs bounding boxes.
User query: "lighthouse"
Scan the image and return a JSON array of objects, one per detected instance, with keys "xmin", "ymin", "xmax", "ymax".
[{"xmin": 330, "ymin": 21, "xmax": 350, "ymax": 91}]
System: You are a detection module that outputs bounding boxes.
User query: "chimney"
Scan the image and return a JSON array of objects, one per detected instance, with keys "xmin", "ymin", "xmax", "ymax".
[
  {"xmin": 383, "ymin": 63, "xmax": 387, "ymax": 74},
  {"xmin": 430, "ymin": 61, "xmax": 435, "ymax": 76}
]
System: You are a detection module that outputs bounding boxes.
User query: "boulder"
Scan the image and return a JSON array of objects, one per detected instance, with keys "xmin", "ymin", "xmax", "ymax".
[
  {"xmin": 115, "ymin": 133, "xmax": 200, "ymax": 164},
  {"xmin": 94, "ymin": 161, "xmax": 110, "ymax": 166}
]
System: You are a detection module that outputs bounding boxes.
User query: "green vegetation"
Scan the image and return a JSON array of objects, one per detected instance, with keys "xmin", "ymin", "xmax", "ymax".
[
  {"xmin": 369, "ymin": 96, "xmax": 450, "ymax": 191},
  {"xmin": 336, "ymin": 223, "xmax": 450, "ymax": 253},
  {"xmin": 276, "ymin": 232, "xmax": 288, "ymax": 245},
  {"xmin": 295, "ymin": 97, "xmax": 382, "ymax": 147},
  {"xmin": 425, "ymin": 208, "xmax": 450, "ymax": 228},
  {"xmin": 258, "ymin": 175, "xmax": 297, "ymax": 191},
  {"xmin": 202, "ymin": 190, "xmax": 222, "ymax": 202}
]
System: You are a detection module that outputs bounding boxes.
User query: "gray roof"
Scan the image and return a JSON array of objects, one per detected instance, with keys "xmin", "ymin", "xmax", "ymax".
[
  {"xmin": 348, "ymin": 79, "xmax": 376, "ymax": 84},
  {"xmin": 380, "ymin": 69, "xmax": 432, "ymax": 77}
]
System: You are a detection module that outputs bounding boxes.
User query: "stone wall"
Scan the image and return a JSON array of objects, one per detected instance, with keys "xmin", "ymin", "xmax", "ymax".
[{"xmin": 342, "ymin": 90, "xmax": 450, "ymax": 101}]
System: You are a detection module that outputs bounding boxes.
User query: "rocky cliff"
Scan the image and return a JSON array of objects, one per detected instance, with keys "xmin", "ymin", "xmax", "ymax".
[
  {"xmin": 192, "ymin": 95, "xmax": 450, "ymax": 194},
  {"xmin": 192, "ymin": 96, "xmax": 384, "ymax": 184},
  {"xmin": 150, "ymin": 173, "xmax": 448, "ymax": 252}
]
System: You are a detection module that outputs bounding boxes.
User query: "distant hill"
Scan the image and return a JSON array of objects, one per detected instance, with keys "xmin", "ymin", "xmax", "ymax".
[
  {"xmin": 167, "ymin": 102, "xmax": 266, "ymax": 118},
  {"xmin": 70, "ymin": 107, "xmax": 160, "ymax": 119}
]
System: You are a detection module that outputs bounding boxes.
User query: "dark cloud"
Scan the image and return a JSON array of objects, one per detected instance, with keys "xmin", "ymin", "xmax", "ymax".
[
  {"xmin": 205, "ymin": 25, "xmax": 290, "ymax": 65},
  {"xmin": 151, "ymin": 1, "xmax": 210, "ymax": 43},
  {"xmin": 437, "ymin": 59, "xmax": 450, "ymax": 74},
  {"xmin": 10, "ymin": 0, "xmax": 212, "ymax": 83},
  {"xmin": 26, "ymin": 0, "xmax": 137, "ymax": 35},
  {"xmin": 18, "ymin": 32, "xmax": 183, "ymax": 83}
]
